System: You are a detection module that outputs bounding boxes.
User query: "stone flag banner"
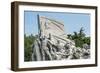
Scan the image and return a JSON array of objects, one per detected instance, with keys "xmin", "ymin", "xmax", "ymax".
[{"xmin": 11, "ymin": 1, "xmax": 97, "ymax": 71}]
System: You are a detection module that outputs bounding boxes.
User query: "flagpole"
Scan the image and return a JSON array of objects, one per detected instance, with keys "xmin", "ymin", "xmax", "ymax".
[{"xmin": 37, "ymin": 14, "xmax": 41, "ymax": 38}]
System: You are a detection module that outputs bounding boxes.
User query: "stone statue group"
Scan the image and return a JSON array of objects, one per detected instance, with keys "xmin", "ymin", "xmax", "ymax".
[
  {"xmin": 31, "ymin": 35, "xmax": 90, "ymax": 61},
  {"xmin": 31, "ymin": 15, "xmax": 90, "ymax": 61}
]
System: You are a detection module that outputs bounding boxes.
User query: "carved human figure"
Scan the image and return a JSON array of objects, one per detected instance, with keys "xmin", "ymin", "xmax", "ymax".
[
  {"xmin": 41, "ymin": 36, "xmax": 53, "ymax": 60},
  {"xmin": 82, "ymin": 44, "xmax": 90, "ymax": 59},
  {"xmin": 31, "ymin": 39, "xmax": 42, "ymax": 61}
]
